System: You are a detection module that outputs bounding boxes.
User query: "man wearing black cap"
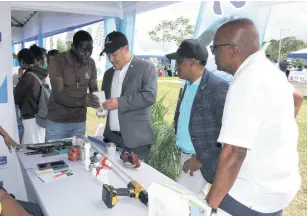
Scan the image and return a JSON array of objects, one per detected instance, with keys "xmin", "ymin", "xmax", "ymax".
[
  {"xmin": 100, "ymin": 31, "xmax": 157, "ymax": 162},
  {"xmin": 167, "ymin": 39, "xmax": 229, "ymax": 199}
]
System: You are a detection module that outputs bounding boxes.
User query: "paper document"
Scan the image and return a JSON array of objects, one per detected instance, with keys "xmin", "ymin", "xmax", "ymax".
[
  {"xmin": 37, "ymin": 169, "xmax": 74, "ymax": 183},
  {"xmin": 93, "ymin": 91, "xmax": 108, "ymax": 116},
  {"xmin": 148, "ymin": 183, "xmax": 211, "ymax": 216}
]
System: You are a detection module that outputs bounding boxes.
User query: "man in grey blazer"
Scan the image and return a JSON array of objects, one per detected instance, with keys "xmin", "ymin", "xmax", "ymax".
[{"xmin": 99, "ymin": 31, "xmax": 157, "ymax": 163}]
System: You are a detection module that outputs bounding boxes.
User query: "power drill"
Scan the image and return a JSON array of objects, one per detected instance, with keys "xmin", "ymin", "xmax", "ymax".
[{"xmin": 102, "ymin": 180, "xmax": 148, "ymax": 208}]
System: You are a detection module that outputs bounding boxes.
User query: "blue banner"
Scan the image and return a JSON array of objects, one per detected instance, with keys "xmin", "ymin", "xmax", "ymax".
[
  {"xmin": 0, "ymin": 76, "xmax": 8, "ymax": 103},
  {"xmin": 194, "ymin": 1, "xmax": 272, "ymax": 82}
]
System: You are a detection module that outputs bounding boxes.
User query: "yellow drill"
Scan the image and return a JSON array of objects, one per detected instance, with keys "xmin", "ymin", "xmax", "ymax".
[{"xmin": 102, "ymin": 180, "xmax": 148, "ymax": 208}]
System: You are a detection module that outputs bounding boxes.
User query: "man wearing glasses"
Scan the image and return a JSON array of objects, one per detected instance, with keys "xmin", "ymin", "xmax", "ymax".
[
  {"xmin": 206, "ymin": 18, "xmax": 302, "ymax": 216},
  {"xmin": 166, "ymin": 39, "xmax": 229, "ymax": 201}
]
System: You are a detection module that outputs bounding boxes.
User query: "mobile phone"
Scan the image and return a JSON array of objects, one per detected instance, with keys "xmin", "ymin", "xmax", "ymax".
[{"xmin": 37, "ymin": 160, "xmax": 66, "ymax": 170}]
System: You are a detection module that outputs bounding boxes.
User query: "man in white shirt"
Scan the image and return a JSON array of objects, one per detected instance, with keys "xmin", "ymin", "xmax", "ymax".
[
  {"xmin": 100, "ymin": 31, "xmax": 157, "ymax": 163},
  {"xmin": 205, "ymin": 18, "xmax": 303, "ymax": 216}
]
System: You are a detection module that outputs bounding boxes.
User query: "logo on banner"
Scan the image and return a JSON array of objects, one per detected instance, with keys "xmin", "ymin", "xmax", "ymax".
[
  {"xmin": 0, "ymin": 75, "xmax": 8, "ymax": 104},
  {"xmin": 213, "ymin": 1, "xmax": 246, "ymax": 16},
  {"xmin": 0, "ymin": 156, "xmax": 8, "ymax": 169}
]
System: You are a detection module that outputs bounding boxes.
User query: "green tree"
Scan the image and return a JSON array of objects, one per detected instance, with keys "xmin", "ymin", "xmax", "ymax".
[
  {"xmin": 291, "ymin": 58, "xmax": 305, "ymax": 67},
  {"xmin": 87, "ymin": 27, "xmax": 92, "ymax": 35},
  {"xmin": 148, "ymin": 16, "xmax": 194, "ymax": 46},
  {"xmin": 56, "ymin": 39, "xmax": 73, "ymax": 52},
  {"xmin": 266, "ymin": 37, "xmax": 307, "ymax": 63},
  {"xmin": 56, "ymin": 38, "xmax": 67, "ymax": 53},
  {"xmin": 66, "ymin": 41, "xmax": 73, "ymax": 51}
]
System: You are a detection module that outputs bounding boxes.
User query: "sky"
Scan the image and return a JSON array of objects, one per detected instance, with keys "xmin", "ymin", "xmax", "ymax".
[{"xmin": 134, "ymin": 1, "xmax": 307, "ymax": 54}]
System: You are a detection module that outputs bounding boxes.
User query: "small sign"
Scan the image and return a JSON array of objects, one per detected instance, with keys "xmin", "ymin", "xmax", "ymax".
[{"xmin": 0, "ymin": 155, "xmax": 8, "ymax": 169}]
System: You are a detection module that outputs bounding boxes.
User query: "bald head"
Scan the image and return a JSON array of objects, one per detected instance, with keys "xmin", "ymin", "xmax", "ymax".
[
  {"xmin": 213, "ymin": 18, "xmax": 260, "ymax": 74},
  {"xmin": 217, "ymin": 18, "xmax": 260, "ymax": 55}
]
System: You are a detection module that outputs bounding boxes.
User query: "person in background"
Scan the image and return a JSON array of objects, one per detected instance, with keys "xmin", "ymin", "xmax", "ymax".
[
  {"xmin": 167, "ymin": 39, "xmax": 229, "ymax": 199},
  {"xmin": 30, "ymin": 45, "xmax": 45, "ymax": 68},
  {"xmin": 279, "ymin": 59, "xmax": 292, "ymax": 78},
  {"xmin": 286, "ymin": 61, "xmax": 292, "ymax": 77},
  {"xmin": 46, "ymin": 30, "xmax": 100, "ymax": 141},
  {"xmin": 297, "ymin": 65, "xmax": 303, "ymax": 71},
  {"xmin": 47, "ymin": 49, "xmax": 60, "ymax": 65},
  {"xmin": 29, "ymin": 45, "xmax": 50, "ymax": 87},
  {"xmin": 100, "ymin": 31, "xmax": 157, "ymax": 163},
  {"xmin": 12, "ymin": 55, "xmax": 27, "ymax": 142},
  {"xmin": 45, "ymin": 49, "xmax": 60, "ymax": 90},
  {"xmin": 41, "ymin": 48, "xmax": 48, "ymax": 69},
  {"xmin": 205, "ymin": 18, "xmax": 302, "ymax": 216},
  {"xmin": 14, "ymin": 49, "xmax": 47, "ymax": 145}
]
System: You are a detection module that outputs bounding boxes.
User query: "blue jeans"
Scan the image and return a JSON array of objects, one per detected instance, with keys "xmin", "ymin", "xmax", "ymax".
[
  {"xmin": 220, "ymin": 194, "xmax": 283, "ymax": 216},
  {"xmin": 45, "ymin": 120, "xmax": 86, "ymax": 142}
]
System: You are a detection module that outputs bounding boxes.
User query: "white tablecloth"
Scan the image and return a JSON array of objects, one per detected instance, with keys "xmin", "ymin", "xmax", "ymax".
[{"xmin": 16, "ymin": 141, "xmax": 191, "ymax": 216}]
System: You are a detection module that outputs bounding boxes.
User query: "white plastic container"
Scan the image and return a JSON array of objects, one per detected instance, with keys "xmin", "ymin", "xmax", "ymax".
[
  {"xmin": 148, "ymin": 183, "xmax": 212, "ymax": 216},
  {"xmin": 107, "ymin": 142, "xmax": 116, "ymax": 160},
  {"xmin": 97, "ymin": 170, "xmax": 109, "ymax": 184},
  {"xmin": 84, "ymin": 142, "xmax": 91, "ymax": 171},
  {"xmin": 91, "ymin": 167, "xmax": 97, "ymax": 176}
]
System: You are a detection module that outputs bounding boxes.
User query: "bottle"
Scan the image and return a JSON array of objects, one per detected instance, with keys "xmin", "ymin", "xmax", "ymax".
[
  {"xmin": 84, "ymin": 142, "xmax": 91, "ymax": 171},
  {"xmin": 76, "ymin": 136, "xmax": 85, "ymax": 160}
]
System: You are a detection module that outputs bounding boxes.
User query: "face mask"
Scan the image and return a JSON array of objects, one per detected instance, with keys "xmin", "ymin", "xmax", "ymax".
[{"xmin": 43, "ymin": 62, "xmax": 48, "ymax": 69}]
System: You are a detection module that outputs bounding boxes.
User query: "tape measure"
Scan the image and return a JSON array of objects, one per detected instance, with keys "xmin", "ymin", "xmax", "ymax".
[{"xmin": 68, "ymin": 145, "xmax": 81, "ymax": 161}]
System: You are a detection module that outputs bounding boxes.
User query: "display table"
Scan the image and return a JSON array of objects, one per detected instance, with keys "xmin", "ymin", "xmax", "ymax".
[{"xmin": 16, "ymin": 141, "xmax": 191, "ymax": 216}]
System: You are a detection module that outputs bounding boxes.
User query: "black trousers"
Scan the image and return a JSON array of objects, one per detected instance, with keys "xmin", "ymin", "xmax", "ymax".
[
  {"xmin": 286, "ymin": 70, "xmax": 290, "ymax": 78},
  {"xmin": 219, "ymin": 194, "xmax": 283, "ymax": 216},
  {"xmin": 104, "ymin": 131, "xmax": 151, "ymax": 163}
]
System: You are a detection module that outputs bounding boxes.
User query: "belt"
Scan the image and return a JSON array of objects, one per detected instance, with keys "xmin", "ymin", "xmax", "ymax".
[{"xmin": 112, "ymin": 131, "xmax": 121, "ymax": 136}]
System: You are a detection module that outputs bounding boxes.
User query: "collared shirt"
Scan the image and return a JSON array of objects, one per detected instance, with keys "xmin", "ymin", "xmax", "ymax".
[
  {"xmin": 48, "ymin": 51, "xmax": 97, "ymax": 123},
  {"xmin": 109, "ymin": 56, "xmax": 134, "ymax": 131},
  {"xmin": 176, "ymin": 77, "xmax": 202, "ymax": 154},
  {"xmin": 218, "ymin": 50, "xmax": 300, "ymax": 213}
]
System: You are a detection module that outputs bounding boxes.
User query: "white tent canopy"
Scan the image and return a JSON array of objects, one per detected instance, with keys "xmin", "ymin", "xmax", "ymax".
[{"xmin": 11, "ymin": 1, "xmax": 176, "ymax": 43}]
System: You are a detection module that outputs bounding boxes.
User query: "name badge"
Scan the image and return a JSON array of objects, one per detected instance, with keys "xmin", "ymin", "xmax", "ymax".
[{"xmin": 85, "ymin": 72, "xmax": 90, "ymax": 80}]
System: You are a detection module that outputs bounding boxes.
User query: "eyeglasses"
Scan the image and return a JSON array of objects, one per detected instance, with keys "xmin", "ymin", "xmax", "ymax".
[
  {"xmin": 176, "ymin": 58, "xmax": 193, "ymax": 65},
  {"xmin": 210, "ymin": 44, "xmax": 236, "ymax": 54}
]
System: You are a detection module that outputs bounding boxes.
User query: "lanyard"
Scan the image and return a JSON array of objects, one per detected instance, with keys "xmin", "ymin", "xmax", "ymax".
[{"xmin": 72, "ymin": 58, "xmax": 81, "ymax": 88}]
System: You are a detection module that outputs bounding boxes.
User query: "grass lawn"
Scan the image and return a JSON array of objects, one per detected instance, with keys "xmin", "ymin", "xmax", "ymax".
[
  {"xmin": 157, "ymin": 76, "xmax": 181, "ymax": 81},
  {"xmin": 284, "ymin": 99, "xmax": 307, "ymax": 216},
  {"xmin": 86, "ymin": 81, "xmax": 306, "ymax": 215}
]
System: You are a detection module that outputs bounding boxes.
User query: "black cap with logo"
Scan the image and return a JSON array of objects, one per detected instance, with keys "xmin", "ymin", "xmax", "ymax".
[
  {"xmin": 166, "ymin": 39, "xmax": 208, "ymax": 61},
  {"xmin": 100, "ymin": 31, "xmax": 129, "ymax": 56}
]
